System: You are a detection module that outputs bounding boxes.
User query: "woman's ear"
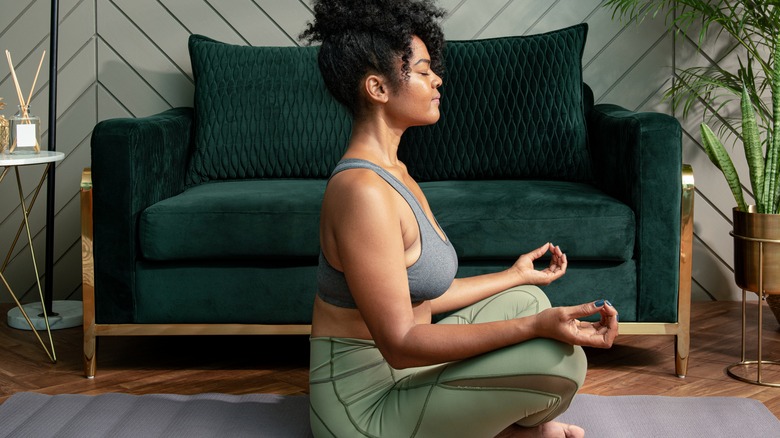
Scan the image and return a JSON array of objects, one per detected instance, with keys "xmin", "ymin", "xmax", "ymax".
[{"xmin": 363, "ymin": 74, "xmax": 389, "ymax": 104}]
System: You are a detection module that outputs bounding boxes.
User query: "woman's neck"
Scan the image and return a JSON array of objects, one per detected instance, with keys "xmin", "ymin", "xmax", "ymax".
[{"xmin": 345, "ymin": 115, "xmax": 405, "ymax": 167}]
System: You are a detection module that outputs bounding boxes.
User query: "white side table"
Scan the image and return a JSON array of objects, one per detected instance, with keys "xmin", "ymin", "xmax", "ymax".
[{"xmin": 0, "ymin": 150, "xmax": 65, "ymax": 363}]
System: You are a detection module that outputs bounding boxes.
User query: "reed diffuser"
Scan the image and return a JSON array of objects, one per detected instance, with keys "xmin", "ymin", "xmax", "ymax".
[{"xmin": 4, "ymin": 50, "xmax": 45, "ymax": 154}]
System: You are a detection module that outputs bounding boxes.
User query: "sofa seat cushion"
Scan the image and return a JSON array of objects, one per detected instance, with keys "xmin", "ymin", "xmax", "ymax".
[
  {"xmin": 422, "ymin": 180, "xmax": 635, "ymax": 261},
  {"xmin": 141, "ymin": 179, "xmax": 634, "ymax": 263},
  {"xmin": 140, "ymin": 179, "xmax": 326, "ymax": 260}
]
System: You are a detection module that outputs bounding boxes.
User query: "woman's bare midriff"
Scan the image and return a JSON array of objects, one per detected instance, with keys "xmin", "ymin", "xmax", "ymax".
[{"xmin": 310, "ymin": 295, "xmax": 432, "ymax": 339}]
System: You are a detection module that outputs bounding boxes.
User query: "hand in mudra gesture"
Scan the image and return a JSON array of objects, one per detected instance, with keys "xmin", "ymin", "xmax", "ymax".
[
  {"xmin": 512, "ymin": 243, "xmax": 619, "ymax": 349},
  {"xmin": 511, "ymin": 242, "xmax": 567, "ymax": 286},
  {"xmin": 535, "ymin": 300, "xmax": 619, "ymax": 349}
]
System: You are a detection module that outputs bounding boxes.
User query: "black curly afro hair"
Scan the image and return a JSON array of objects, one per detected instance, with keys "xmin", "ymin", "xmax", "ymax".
[{"xmin": 300, "ymin": 0, "xmax": 446, "ymax": 116}]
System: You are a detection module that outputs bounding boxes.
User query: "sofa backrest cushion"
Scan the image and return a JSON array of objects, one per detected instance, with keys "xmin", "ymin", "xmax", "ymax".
[
  {"xmin": 400, "ymin": 23, "xmax": 591, "ymax": 182},
  {"xmin": 186, "ymin": 24, "xmax": 590, "ymax": 184},
  {"xmin": 186, "ymin": 34, "xmax": 351, "ymax": 185}
]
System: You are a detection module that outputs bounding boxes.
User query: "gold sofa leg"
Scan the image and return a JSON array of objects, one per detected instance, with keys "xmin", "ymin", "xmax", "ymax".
[
  {"xmin": 81, "ymin": 168, "xmax": 97, "ymax": 378},
  {"xmin": 675, "ymin": 164, "xmax": 694, "ymax": 377}
]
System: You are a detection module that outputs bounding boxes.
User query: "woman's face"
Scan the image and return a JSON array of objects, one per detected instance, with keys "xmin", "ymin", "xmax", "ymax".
[{"xmin": 385, "ymin": 35, "xmax": 443, "ymax": 128}]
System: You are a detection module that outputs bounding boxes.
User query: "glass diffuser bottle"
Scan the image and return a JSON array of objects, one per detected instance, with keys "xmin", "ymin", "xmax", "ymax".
[{"xmin": 9, "ymin": 104, "xmax": 40, "ymax": 154}]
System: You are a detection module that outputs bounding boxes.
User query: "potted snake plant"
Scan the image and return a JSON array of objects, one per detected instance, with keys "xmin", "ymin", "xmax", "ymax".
[{"xmin": 604, "ymin": 0, "xmax": 780, "ymax": 320}]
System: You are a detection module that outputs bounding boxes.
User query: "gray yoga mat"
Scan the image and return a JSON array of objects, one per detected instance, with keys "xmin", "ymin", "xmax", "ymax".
[{"xmin": 0, "ymin": 392, "xmax": 777, "ymax": 437}]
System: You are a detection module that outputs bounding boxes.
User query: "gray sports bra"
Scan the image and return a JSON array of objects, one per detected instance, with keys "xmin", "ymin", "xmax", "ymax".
[{"xmin": 317, "ymin": 159, "xmax": 458, "ymax": 309}]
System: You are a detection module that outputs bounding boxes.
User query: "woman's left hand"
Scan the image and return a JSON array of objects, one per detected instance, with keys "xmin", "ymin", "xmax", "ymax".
[{"xmin": 510, "ymin": 242, "xmax": 567, "ymax": 286}]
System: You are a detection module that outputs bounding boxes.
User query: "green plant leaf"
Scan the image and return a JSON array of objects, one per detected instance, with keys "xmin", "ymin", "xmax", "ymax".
[
  {"xmin": 766, "ymin": 134, "xmax": 780, "ymax": 213},
  {"xmin": 700, "ymin": 123, "xmax": 748, "ymax": 212},
  {"xmin": 766, "ymin": 43, "xmax": 780, "ymax": 214},
  {"xmin": 670, "ymin": 67, "xmax": 741, "ymax": 120},
  {"xmin": 740, "ymin": 83, "xmax": 765, "ymax": 210}
]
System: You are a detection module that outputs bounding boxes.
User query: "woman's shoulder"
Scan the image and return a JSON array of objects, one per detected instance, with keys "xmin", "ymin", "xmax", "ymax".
[
  {"xmin": 329, "ymin": 165, "xmax": 385, "ymax": 190},
  {"xmin": 326, "ymin": 166, "xmax": 397, "ymax": 210}
]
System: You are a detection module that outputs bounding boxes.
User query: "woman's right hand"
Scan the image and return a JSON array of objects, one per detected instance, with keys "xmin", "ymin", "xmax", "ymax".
[
  {"xmin": 510, "ymin": 242, "xmax": 567, "ymax": 286},
  {"xmin": 533, "ymin": 300, "xmax": 619, "ymax": 348}
]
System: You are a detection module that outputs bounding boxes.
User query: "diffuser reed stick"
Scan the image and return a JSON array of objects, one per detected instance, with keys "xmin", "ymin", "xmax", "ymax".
[
  {"xmin": 26, "ymin": 51, "xmax": 46, "ymax": 108},
  {"xmin": 5, "ymin": 51, "xmax": 27, "ymax": 117}
]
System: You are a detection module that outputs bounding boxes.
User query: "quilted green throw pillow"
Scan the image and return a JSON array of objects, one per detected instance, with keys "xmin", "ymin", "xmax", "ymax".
[
  {"xmin": 400, "ymin": 23, "xmax": 591, "ymax": 182},
  {"xmin": 186, "ymin": 34, "xmax": 351, "ymax": 185}
]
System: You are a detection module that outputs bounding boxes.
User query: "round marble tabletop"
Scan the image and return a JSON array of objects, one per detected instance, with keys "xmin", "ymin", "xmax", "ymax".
[{"xmin": 0, "ymin": 150, "xmax": 64, "ymax": 166}]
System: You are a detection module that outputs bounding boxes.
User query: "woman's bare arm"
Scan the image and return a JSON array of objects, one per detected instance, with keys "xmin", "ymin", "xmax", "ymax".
[{"xmin": 429, "ymin": 242, "xmax": 567, "ymax": 315}]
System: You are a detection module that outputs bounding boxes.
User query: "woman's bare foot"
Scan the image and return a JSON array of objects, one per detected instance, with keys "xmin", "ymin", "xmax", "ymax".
[{"xmin": 496, "ymin": 421, "xmax": 585, "ymax": 438}]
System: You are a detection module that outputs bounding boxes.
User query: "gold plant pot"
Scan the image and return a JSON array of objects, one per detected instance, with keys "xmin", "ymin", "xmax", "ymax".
[{"xmin": 732, "ymin": 206, "xmax": 780, "ymax": 294}]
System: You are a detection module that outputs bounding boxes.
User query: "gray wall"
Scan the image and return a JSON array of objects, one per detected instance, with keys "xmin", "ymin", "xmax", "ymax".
[{"xmin": 0, "ymin": 0, "xmax": 740, "ymax": 305}]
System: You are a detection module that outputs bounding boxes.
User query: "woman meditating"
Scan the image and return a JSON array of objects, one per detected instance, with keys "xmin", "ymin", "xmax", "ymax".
[{"xmin": 301, "ymin": 1, "xmax": 619, "ymax": 436}]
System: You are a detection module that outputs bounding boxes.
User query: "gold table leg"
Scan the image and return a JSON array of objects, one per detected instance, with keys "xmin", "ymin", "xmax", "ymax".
[{"xmin": 0, "ymin": 164, "xmax": 56, "ymax": 363}]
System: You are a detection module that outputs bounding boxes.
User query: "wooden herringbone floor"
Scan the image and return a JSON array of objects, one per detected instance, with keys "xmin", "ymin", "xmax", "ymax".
[{"xmin": 1, "ymin": 301, "xmax": 779, "ymax": 419}]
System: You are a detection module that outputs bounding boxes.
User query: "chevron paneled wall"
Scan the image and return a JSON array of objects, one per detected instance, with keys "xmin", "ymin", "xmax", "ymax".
[{"xmin": 0, "ymin": 0, "xmax": 742, "ymax": 307}]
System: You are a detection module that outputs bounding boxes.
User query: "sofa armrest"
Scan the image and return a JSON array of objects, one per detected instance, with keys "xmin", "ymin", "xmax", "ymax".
[
  {"xmin": 91, "ymin": 107, "xmax": 194, "ymax": 323},
  {"xmin": 587, "ymin": 104, "xmax": 683, "ymax": 322}
]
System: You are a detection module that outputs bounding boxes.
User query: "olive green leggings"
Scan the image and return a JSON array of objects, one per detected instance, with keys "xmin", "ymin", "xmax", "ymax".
[{"xmin": 309, "ymin": 285, "xmax": 588, "ymax": 438}]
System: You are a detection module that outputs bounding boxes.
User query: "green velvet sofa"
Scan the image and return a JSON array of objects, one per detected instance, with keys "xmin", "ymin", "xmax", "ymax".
[{"xmin": 81, "ymin": 24, "xmax": 694, "ymax": 378}]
